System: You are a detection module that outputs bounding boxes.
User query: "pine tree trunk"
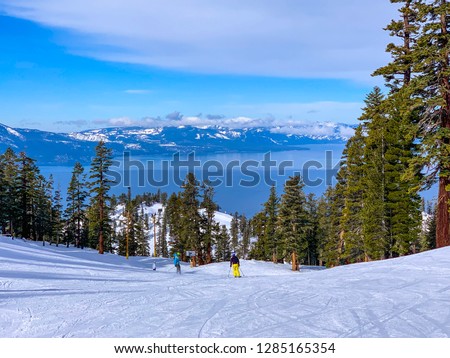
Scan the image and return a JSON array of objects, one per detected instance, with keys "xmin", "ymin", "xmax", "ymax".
[
  {"xmin": 438, "ymin": 98, "xmax": 450, "ymax": 247},
  {"xmin": 197, "ymin": 248, "xmax": 204, "ymax": 265},
  {"xmin": 436, "ymin": 176, "xmax": 450, "ymax": 247},
  {"xmin": 291, "ymin": 251, "xmax": 298, "ymax": 271},
  {"xmin": 21, "ymin": 173, "xmax": 28, "ymax": 239},
  {"xmin": 206, "ymin": 242, "xmax": 212, "ymax": 264},
  {"xmin": 76, "ymin": 214, "xmax": 80, "ymax": 248},
  {"xmin": 99, "ymin": 196, "xmax": 104, "ymax": 254},
  {"xmin": 436, "ymin": 7, "xmax": 450, "ymax": 248}
]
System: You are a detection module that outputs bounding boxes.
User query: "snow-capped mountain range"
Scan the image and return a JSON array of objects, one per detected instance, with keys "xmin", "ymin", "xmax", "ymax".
[{"xmin": 0, "ymin": 122, "xmax": 354, "ymax": 165}]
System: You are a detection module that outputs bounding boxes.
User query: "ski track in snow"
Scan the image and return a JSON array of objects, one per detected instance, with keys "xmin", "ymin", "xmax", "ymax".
[{"xmin": 1, "ymin": 236, "xmax": 450, "ymax": 338}]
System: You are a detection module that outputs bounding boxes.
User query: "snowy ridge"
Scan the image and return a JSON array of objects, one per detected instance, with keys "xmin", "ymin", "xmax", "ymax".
[
  {"xmin": 1, "ymin": 235, "xmax": 450, "ymax": 338},
  {"xmin": 5, "ymin": 126, "xmax": 25, "ymax": 139},
  {"xmin": 68, "ymin": 132, "xmax": 110, "ymax": 142},
  {"xmin": 0, "ymin": 122, "xmax": 353, "ymax": 165}
]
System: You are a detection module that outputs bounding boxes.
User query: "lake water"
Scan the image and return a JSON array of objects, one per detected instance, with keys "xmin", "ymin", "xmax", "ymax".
[
  {"xmin": 40, "ymin": 144, "xmax": 438, "ymax": 216},
  {"xmin": 41, "ymin": 144, "xmax": 343, "ymax": 216}
]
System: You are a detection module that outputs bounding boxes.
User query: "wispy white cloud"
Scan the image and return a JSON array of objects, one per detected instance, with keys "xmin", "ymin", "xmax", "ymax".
[
  {"xmin": 271, "ymin": 123, "xmax": 338, "ymax": 136},
  {"xmin": 338, "ymin": 125, "xmax": 357, "ymax": 138},
  {"xmin": 0, "ymin": 0, "xmax": 396, "ymax": 81},
  {"xmin": 94, "ymin": 113, "xmax": 356, "ymax": 136},
  {"xmin": 93, "ymin": 117, "xmax": 136, "ymax": 127},
  {"xmin": 222, "ymin": 101, "xmax": 363, "ymax": 124},
  {"xmin": 54, "ymin": 119, "xmax": 89, "ymax": 127},
  {"xmin": 270, "ymin": 123, "xmax": 355, "ymax": 139},
  {"xmin": 124, "ymin": 89, "xmax": 152, "ymax": 94}
]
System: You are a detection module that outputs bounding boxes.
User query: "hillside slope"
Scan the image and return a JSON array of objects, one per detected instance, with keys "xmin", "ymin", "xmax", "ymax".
[{"xmin": 1, "ymin": 236, "xmax": 449, "ymax": 338}]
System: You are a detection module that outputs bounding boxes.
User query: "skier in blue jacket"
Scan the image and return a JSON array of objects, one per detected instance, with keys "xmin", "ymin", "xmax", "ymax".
[
  {"xmin": 230, "ymin": 252, "xmax": 240, "ymax": 277},
  {"xmin": 174, "ymin": 252, "xmax": 181, "ymax": 274}
]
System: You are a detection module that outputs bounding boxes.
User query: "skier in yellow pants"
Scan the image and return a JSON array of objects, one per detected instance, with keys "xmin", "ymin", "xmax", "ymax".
[{"xmin": 230, "ymin": 252, "xmax": 241, "ymax": 277}]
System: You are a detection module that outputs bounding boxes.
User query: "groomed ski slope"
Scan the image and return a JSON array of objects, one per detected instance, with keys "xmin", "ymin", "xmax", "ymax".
[{"xmin": 1, "ymin": 236, "xmax": 450, "ymax": 338}]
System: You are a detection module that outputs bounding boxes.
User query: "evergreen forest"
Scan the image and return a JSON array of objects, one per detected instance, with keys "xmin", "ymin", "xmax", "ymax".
[{"xmin": 1, "ymin": 0, "xmax": 448, "ymax": 269}]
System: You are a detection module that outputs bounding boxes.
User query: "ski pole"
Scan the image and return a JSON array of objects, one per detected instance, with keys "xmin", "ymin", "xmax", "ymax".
[
  {"xmin": 227, "ymin": 266, "xmax": 231, "ymax": 277},
  {"xmin": 239, "ymin": 267, "xmax": 245, "ymax": 277}
]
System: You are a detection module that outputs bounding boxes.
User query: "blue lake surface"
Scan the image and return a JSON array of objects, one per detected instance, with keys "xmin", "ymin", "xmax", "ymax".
[{"xmin": 40, "ymin": 144, "xmax": 437, "ymax": 216}]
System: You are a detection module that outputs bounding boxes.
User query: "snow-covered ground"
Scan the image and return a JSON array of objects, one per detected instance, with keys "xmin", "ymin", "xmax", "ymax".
[{"xmin": 1, "ymin": 235, "xmax": 450, "ymax": 338}]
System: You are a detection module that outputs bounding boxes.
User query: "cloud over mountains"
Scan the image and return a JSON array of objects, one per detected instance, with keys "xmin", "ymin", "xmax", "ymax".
[{"xmin": 90, "ymin": 113, "xmax": 356, "ymax": 138}]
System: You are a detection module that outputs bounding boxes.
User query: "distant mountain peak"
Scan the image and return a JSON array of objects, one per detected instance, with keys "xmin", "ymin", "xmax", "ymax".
[{"xmin": 0, "ymin": 122, "xmax": 354, "ymax": 165}]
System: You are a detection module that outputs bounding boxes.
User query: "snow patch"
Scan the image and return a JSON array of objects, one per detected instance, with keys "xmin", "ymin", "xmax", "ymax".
[
  {"xmin": 69, "ymin": 132, "xmax": 109, "ymax": 142},
  {"xmin": 6, "ymin": 127, "xmax": 25, "ymax": 140},
  {"xmin": 1, "ymin": 235, "xmax": 450, "ymax": 338}
]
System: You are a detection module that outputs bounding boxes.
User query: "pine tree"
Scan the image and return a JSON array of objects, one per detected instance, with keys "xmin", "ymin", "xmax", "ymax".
[
  {"xmin": 277, "ymin": 175, "xmax": 309, "ymax": 265},
  {"xmin": 34, "ymin": 174, "xmax": 53, "ymax": 244},
  {"xmin": 158, "ymin": 207, "xmax": 169, "ymax": 257},
  {"xmin": 66, "ymin": 162, "xmax": 89, "ymax": 248},
  {"xmin": 250, "ymin": 186, "xmax": 280, "ymax": 261},
  {"xmin": 121, "ymin": 187, "xmax": 137, "ymax": 258},
  {"xmin": 341, "ymin": 86, "xmax": 422, "ymax": 261},
  {"xmin": 239, "ymin": 214, "xmax": 251, "ymax": 259},
  {"xmin": 230, "ymin": 212, "xmax": 240, "ymax": 252},
  {"xmin": 0, "ymin": 149, "xmax": 19, "ymax": 236},
  {"xmin": 264, "ymin": 186, "xmax": 280, "ymax": 262},
  {"xmin": 340, "ymin": 126, "xmax": 367, "ymax": 263},
  {"xmin": 215, "ymin": 224, "xmax": 230, "ymax": 262},
  {"xmin": 0, "ymin": 154, "xmax": 6, "ymax": 234},
  {"xmin": 200, "ymin": 181, "xmax": 217, "ymax": 263},
  {"xmin": 371, "ymin": 0, "xmax": 426, "ymax": 255},
  {"xmin": 0, "ymin": 149, "xmax": 55, "ymax": 243},
  {"xmin": 318, "ymin": 147, "xmax": 350, "ymax": 267},
  {"xmin": 165, "ymin": 192, "xmax": 183, "ymax": 255},
  {"xmin": 305, "ymin": 193, "xmax": 319, "ymax": 266},
  {"xmin": 89, "ymin": 141, "xmax": 113, "ymax": 254},
  {"xmin": 383, "ymin": 95, "xmax": 422, "ymax": 257},
  {"xmin": 179, "ymin": 173, "xmax": 203, "ymax": 263},
  {"xmin": 249, "ymin": 211, "xmax": 267, "ymax": 260},
  {"xmin": 376, "ymin": 0, "xmax": 450, "ymax": 247},
  {"xmin": 135, "ymin": 206, "xmax": 149, "ymax": 256},
  {"xmin": 15, "ymin": 151, "xmax": 41, "ymax": 240},
  {"xmin": 358, "ymin": 88, "xmax": 392, "ymax": 261},
  {"xmin": 316, "ymin": 191, "xmax": 333, "ymax": 266},
  {"xmin": 52, "ymin": 184, "xmax": 63, "ymax": 247},
  {"xmin": 373, "ymin": 0, "xmax": 420, "ymax": 89},
  {"xmin": 43, "ymin": 175, "xmax": 55, "ymax": 244},
  {"xmin": 412, "ymin": 0, "xmax": 450, "ymax": 247},
  {"xmin": 424, "ymin": 202, "xmax": 437, "ymax": 250}
]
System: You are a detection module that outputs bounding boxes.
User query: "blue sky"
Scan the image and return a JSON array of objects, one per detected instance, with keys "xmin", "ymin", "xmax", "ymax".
[{"xmin": 0, "ymin": 0, "xmax": 397, "ymax": 132}]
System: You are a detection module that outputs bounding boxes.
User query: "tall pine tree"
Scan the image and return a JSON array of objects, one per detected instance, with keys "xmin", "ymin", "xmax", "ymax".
[
  {"xmin": 66, "ymin": 162, "xmax": 89, "ymax": 248},
  {"xmin": 89, "ymin": 141, "xmax": 113, "ymax": 254},
  {"xmin": 412, "ymin": 0, "xmax": 450, "ymax": 247},
  {"xmin": 377, "ymin": 0, "xmax": 450, "ymax": 247},
  {"xmin": 179, "ymin": 173, "xmax": 203, "ymax": 263},
  {"xmin": 200, "ymin": 181, "xmax": 218, "ymax": 263},
  {"xmin": 265, "ymin": 186, "xmax": 280, "ymax": 262},
  {"xmin": 340, "ymin": 126, "xmax": 367, "ymax": 262},
  {"xmin": 277, "ymin": 175, "xmax": 309, "ymax": 265}
]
